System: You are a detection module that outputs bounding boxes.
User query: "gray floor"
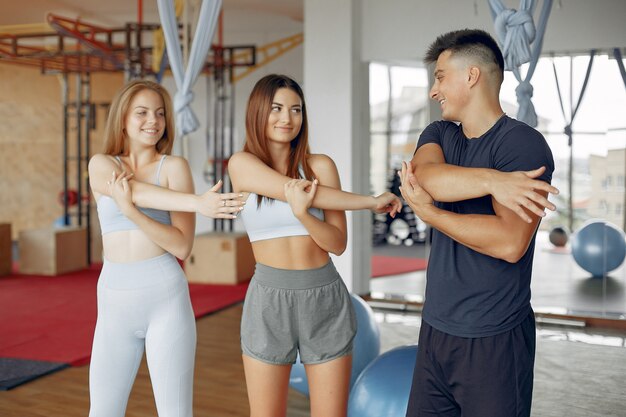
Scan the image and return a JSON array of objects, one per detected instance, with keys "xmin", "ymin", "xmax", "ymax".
[
  {"xmin": 371, "ymin": 231, "xmax": 626, "ymax": 319},
  {"xmin": 363, "ymin": 234, "xmax": 626, "ymax": 417},
  {"xmin": 532, "ymin": 334, "xmax": 626, "ymax": 417},
  {"xmin": 531, "ymin": 232, "xmax": 626, "ymax": 317},
  {"xmin": 289, "ymin": 309, "xmax": 626, "ymax": 416}
]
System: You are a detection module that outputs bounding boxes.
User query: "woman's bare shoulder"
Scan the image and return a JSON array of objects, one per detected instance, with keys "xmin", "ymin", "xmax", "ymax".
[
  {"xmin": 162, "ymin": 154, "xmax": 190, "ymax": 169},
  {"xmin": 228, "ymin": 151, "xmax": 262, "ymax": 173},
  {"xmin": 307, "ymin": 153, "xmax": 338, "ymax": 172},
  {"xmin": 89, "ymin": 153, "xmax": 117, "ymax": 165},
  {"xmin": 88, "ymin": 153, "xmax": 120, "ymax": 173}
]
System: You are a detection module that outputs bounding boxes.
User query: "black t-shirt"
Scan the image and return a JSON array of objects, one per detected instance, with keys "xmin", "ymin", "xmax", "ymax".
[{"xmin": 416, "ymin": 115, "xmax": 554, "ymax": 337}]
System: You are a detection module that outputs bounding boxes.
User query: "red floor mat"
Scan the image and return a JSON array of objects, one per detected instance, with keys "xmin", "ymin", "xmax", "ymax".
[
  {"xmin": 371, "ymin": 255, "xmax": 427, "ymax": 278},
  {"xmin": 0, "ymin": 265, "xmax": 247, "ymax": 366}
]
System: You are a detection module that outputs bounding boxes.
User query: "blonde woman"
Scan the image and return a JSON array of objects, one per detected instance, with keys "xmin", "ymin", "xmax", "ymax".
[{"xmin": 87, "ymin": 80, "xmax": 242, "ymax": 417}]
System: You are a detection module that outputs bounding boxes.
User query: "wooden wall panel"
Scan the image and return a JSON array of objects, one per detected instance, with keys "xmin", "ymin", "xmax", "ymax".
[{"xmin": 0, "ymin": 63, "xmax": 123, "ymax": 241}]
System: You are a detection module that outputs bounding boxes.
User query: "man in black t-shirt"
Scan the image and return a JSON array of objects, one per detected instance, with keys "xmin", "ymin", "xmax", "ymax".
[{"xmin": 399, "ymin": 29, "xmax": 558, "ymax": 417}]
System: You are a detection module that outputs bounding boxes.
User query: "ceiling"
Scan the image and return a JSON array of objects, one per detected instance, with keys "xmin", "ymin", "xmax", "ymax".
[{"xmin": 0, "ymin": 0, "xmax": 303, "ymax": 28}]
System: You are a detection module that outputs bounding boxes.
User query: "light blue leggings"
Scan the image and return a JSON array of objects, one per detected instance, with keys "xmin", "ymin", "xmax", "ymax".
[{"xmin": 89, "ymin": 253, "xmax": 196, "ymax": 417}]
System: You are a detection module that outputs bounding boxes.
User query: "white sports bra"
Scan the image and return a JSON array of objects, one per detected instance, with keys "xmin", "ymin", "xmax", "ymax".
[
  {"xmin": 97, "ymin": 155, "xmax": 171, "ymax": 234},
  {"xmin": 240, "ymin": 192, "xmax": 325, "ymax": 242}
]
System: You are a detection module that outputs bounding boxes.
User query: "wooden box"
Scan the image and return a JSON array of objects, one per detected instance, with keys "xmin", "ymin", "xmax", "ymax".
[
  {"xmin": 185, "ymin": 232, "xmax": 255, "ymax": 284},
  {"xmin": 19, "ymin": 227, "xmax": 88, "ymax": 275},
  {"xmin": 0, "ymin": 223, "xmax": 11, "ymax": 276}
]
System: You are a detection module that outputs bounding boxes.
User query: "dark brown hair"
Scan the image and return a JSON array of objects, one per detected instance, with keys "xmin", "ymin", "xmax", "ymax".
[
  {"xmin": 243, "ymin": 74, "xmax": 313, "ymax": 204},
  {"xmin": 425, "ymin": 29, "xmax": 504, "ymax": 83}
]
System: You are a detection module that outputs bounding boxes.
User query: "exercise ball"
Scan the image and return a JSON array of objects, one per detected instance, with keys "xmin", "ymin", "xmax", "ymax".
[
  {"xmin": 348, "ymin": 345, "xmax": 418, "ymax": 417},
  {"xmin": 571, "ymin": 220, "xmax": 626, "ymax": 277},
  {"xmin": 53, "ymin": 216, "xmax": 68, "ymax": 228},
  {"xmin": 549, "ymin": 226, "xmax": 568, "ymax": 247},
  {"xmin": 289, "ymin": 293, "xmax": 381, "ymax": 396}
]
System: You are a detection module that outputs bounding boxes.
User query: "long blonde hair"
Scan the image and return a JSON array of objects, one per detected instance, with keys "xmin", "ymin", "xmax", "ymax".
[{"xmin": 103, "ymin": 80, "xmax": 175, "ymax": 155}]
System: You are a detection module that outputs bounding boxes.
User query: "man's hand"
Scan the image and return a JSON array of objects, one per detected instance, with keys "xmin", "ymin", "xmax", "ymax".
[
  {"xmin": 399, "ymin": 161, "xmax": 434, "ymax": 220},
  {"xmin": 489, "ymin": 167, "xmax": 559, "ymax": 223}
]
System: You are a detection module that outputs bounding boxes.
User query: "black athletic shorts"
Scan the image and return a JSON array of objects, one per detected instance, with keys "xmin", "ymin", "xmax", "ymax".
[{"xmin": 406, "ymin": 311, "xmax": 536, "ymax": 417}]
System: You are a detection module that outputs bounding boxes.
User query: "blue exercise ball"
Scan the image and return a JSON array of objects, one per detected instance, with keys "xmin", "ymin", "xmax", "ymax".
[
  {"xmin": 289, "ymin": 293, "xmax": 381, "ymax": 396},
  {"xmin": 348, "ymin": 344, "xmax": 418, "ymax": 417},
  {"xmin": 571, "ymin": 220, "xmax": 626, "ymax": 277},
  {"xmin": 53, "ymin": 215, "xmax": 68, "ymax": 228}
]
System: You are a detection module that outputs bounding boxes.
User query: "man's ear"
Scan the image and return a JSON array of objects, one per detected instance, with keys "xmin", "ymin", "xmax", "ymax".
[{"xmin": 468, "ymin": 66, "xmax": 480, "ymax": 88}]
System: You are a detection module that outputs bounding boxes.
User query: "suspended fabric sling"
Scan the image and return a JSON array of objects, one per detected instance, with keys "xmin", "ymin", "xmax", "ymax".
[
  {"xmin": 488, "ymin": 0, "xmax": 553, "ymax": 127},
  {"xmin": 152, "ymin": 0, "xmax": 185, "ymax": 81},
  {"xmin": 157, "ymin": 0, "xmax": 222, "ymax": 137},
  {"xmin": 552, "ymin": 51, "xmax": 596, "ymax": 232}
]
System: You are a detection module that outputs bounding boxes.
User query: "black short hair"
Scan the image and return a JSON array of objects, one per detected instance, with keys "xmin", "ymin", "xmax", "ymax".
[{"xmin": 425, "ymin": 29, "xmax": 504, "ymax": 76}]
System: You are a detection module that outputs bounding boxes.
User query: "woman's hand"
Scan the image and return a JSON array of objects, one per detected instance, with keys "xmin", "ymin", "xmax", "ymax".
[
  {"xmin": 109, "ymin": 171, "xmax": 136, "ymax": 215},
  {"xmin": 197, "ymin": 180, "xmax": 246, "ymax": 219},
  {"xmin": 284, "ymin": 178, "xmax": 317, "ymax": 219},
  {"xmin": 372, "ymin": 192, "xmax": 402, "ymax": 217}
]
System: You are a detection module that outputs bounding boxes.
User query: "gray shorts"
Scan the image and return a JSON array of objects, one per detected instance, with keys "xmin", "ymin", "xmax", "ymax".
[{"xmin": 240, "ymin": 260, "xmax": 356, "ymax": 365}]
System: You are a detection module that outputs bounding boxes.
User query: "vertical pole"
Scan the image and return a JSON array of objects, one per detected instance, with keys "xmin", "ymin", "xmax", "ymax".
[
  {"xmin": 62, "ymin": 73, "xmax": 69, "ymax": 225},
  {"xmin": 228, "ymin": 61, "xmax": 235, "ymax": 231},
  {"xmin": 304, "ymin": 0, "xmax": 369, "ymax": 292},
  {"xmin": 124, "ymin": 24, "xmax": 132, "ymax": 82},
  {"xmin": 76, "ymin": 72, "xmax": 83, "ymax": 227},
  {"xmin": 205, "ymin": 71, "xmax": 213, "ymax": 184},
  {"xmin": 219, "ymin": 67, "xmax": 226, "ymax": 232},
  {"xmin": 84, "ymin": 73, "xmax": 92, "ymax": 264},
  {"xmin": 135, "ymin": 23, "xmax": 142, "ymax": 78},
  {"xmin": 138, "ymin": 0, "xmax": 143, "ymax": 26},
  {"xmin": 213, "ymin": 70, "xmax": 220, "ymax": 231}
]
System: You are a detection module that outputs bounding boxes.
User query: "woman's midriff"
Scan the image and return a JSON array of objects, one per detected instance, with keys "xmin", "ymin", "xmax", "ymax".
[
  {"xmin": 251, "ymin": 235, "xmax": 330, "ymax": 270},
  {"xmin": 102, "ymin": 229, "xmax": 167, "ymax": 263}
]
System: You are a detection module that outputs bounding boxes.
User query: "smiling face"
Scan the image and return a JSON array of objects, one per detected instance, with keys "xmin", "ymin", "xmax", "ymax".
[
  {"xmin": 265, "ymin": 87, "xmax": 303, "ymax": 145},
  {"xmin": 429, "ymin": 50, "xmax": 471, "ymax": 122},
  {"xmin": 124, "ymin": 88, "xmax": 166, "ymax": 147}
]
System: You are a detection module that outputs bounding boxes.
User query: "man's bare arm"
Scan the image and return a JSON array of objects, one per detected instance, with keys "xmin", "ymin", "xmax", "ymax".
[
  {"xmin": 400, "ymin": 161, "xmax": 545, "ymax": 262},
  {"xmin": 411, "ymin": 144, "xmax": 558, "ymax": 223}
]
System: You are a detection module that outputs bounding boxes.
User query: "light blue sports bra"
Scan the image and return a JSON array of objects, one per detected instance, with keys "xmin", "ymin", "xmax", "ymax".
[
  {"xmin": 97, "ymin": 155, "xmax": 172, "ymax": 235},
  {"xmin": 240, "ymin": 186, "xmax": 325, "ymax": 243}
]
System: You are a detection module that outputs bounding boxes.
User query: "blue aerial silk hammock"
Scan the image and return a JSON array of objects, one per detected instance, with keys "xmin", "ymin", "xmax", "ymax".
[
  {"xmin": 157, "ymin": 0, "xmax": 222, "ymax": 137},
  {"xmin": 488, "ymin": 0, "xmax": 553, "ymax": 127}
]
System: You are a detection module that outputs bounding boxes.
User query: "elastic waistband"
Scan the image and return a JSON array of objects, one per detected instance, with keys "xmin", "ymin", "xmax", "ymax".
[
  {"xmin": 252, "ymin": 260, "xmax": 340, "ymax": 290},
  {"xmin": 101, "ymin": 252, "xmax": 183, "ymax": 289}
]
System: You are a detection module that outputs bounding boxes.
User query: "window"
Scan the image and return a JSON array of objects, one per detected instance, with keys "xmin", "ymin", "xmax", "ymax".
[{"xmin": 500, "ymin": 53, "xmax": 626, "ymax": 231}]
